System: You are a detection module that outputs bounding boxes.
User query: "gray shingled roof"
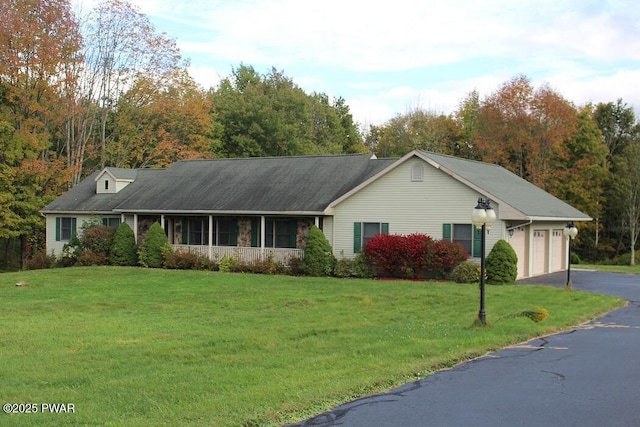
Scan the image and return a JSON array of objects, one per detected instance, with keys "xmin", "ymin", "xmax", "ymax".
[
  {"xmin": 102, "ymin": 167, "xmax": 138, "ymax": 181},
  {"xmin": 42, "ymin": 169, "xmax": 165, "ymax": 214},
  {"xmin": 43, "ymin": 154, "xmax": 396, "ymax": 214},
  {"xmin": 42, "ymin": 151, "xmax": 588, "ymax": 220},
  {"xmin": 417, "ymin": 150, "xmax": 591, "ymax": 220}
]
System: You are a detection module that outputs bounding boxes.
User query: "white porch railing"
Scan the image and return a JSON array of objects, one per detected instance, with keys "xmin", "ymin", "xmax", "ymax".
[{"xmin": 171, "ymin": 245, "xmax": 304, "ymax": 265}]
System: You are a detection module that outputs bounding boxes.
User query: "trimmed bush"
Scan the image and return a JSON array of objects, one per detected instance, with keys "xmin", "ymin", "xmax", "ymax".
[
  {"xmin": 80, "ymin": 224, "xmax": 116, "ymax": 263},
  {"xmin": 365, "ymin": 233, "xmax": 467, "ymax": 279},
  {"xmin": 430, "ymin": 239, "xmax": 469, "ymax": 277},
  {"xmin": 302, "ymin": 225, "xmax": 336, "ymax": 276},
  {"xmin": 486, "ymin": 239, "xmax": 518, "ymax": 285},
  {"xmin": 138, "ymin": 222, "xmax": 170, "ymax": 268},
  {"xmin": 110, "ymin": 223, "xmax": 138, "ymax": 266},
  {"xmin": 364, "ymin": 233, "xmax": 407, "ymax": 277},
  {"xmin": 451, "ymin": 260, "xmax": 481, "ymax": 283}
]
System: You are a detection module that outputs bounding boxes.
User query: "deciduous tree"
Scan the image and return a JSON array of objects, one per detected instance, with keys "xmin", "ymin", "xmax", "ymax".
[{"xmin": 474, "ymin": 75, "xmax": 577, "ymax": 189}]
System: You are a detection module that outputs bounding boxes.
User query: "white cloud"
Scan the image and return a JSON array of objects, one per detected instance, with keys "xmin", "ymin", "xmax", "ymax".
[{"xmin": 75, "ymin": 0, "xmax": 640, "ymax": 124}]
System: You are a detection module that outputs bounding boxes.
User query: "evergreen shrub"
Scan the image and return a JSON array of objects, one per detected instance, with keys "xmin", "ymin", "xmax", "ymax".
[
  {"xmin": 110, "ymin": 223, "xmax": 138, "ymax": 266},
  {"xmin": 138, "ymin": 222, "xmax": 170, "ymax": 268},
  {"xmin": 302, "ymin": 225, "xmax": 336, "ymax": 276},
  {"xmin": 485, "ymin": 239, "xmax": 518, "ymax": 285}
]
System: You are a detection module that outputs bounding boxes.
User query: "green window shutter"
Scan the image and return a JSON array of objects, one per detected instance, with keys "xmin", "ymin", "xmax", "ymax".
[
  {"xmin": 354, "ymin": 222, "xmax": 362, "ymax": 253},
  {"xmin": 250, "ymin": 219, "xmax": 259, "ymax": 247},
  {"xmin": 442, "ymin": 223, "xmax": 451, "ymax": 240},
  {"xmin": 231, "ymin": 221, "xmax": 238, "ymax": 246},
  {"xmin": 55, "ymin": 217, "xmax": 61, "ymax": 241},
  {"xmin": 289, "ymin": 220, "xmax": 297, "ymax": 248},
  {"xmin": 181, "ymin": 219, "xmax": 189, "ymax": 244},
  {"xmin": 102, "ymin": 218, "xmax": 108, "ymax": 226},
  {"xmin": 381, "ymin": 223, "xmax": 389, "ymax": 234},
  {"xmin": 473, "ymin": 226, "xmax": 482, "ymax": 257},
  {"xmin": 71, "ymin": 218, "xmax": 77, "ymax": 238}
]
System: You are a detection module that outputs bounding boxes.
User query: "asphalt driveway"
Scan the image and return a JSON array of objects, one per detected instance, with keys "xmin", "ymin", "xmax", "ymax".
[{"xmin": 289, "ymin": 270, "xmax": 640, "ymax": 427}]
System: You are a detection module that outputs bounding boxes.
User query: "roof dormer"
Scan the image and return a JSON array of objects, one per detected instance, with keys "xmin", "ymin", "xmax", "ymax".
[{"xmin": 95, "ymin": 167, "xmax": 137, "ymax": 194}]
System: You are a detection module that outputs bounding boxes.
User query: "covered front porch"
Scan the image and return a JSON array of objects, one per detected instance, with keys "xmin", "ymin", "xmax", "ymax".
[
  {"xmin": 124, "ymin": 213, "xmax": 322, "ymax": 265},
  {"xmin": 170, "ymin": 245, "xmax": 304, "ymax": 265}
]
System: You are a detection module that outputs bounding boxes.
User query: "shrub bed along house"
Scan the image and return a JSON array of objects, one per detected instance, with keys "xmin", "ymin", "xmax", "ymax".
[
  {"xmin": 364, "ymin": 233, "xmax": 468, "ymax": 279},
  {"xmin": 35, "ymin": 224, "xmax": 466, "ymax": 280}
]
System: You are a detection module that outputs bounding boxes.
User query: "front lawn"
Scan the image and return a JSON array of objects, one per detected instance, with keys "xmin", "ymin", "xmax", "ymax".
[{"xmin": 0, "ymin": 267, "xmax": 625, "ymax": 426}]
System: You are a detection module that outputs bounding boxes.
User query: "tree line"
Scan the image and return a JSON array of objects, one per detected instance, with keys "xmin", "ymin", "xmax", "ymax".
[{"xmin": 0, "ymin": 0, "xmax": 638, "ymax": 269}]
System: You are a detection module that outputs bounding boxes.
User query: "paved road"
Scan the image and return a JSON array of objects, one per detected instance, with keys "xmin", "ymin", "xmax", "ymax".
[{"xmin": 289, "ymin": 270, "xmax": 640, "ymax": 427}]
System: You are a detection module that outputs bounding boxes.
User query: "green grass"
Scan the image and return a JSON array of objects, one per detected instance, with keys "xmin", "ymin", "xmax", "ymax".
[
  {"xmin": 576, "ymin": 263, "xmax": 640, "ymax": 274},
  {"xmin": 0, "ymin": 267, "xmax": 625, "ymax": 427}
]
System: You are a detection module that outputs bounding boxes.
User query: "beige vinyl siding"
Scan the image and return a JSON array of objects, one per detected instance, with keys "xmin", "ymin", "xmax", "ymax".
[
  {"xmin": 45, "ymin": 214, "xmax": 99, "ymax": 256},
  {"xmin": 321, "ymin": 216, "xmax": 334, "ymax": 248},
  {"xmin": 331, "ymin": 159, "xmax": 504, "ymax": 258}
]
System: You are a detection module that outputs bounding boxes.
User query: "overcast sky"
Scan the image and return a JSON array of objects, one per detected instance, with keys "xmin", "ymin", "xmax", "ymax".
[{"xmin": 76, "ymin": 0, "xmax": 640, "ymax": 127}]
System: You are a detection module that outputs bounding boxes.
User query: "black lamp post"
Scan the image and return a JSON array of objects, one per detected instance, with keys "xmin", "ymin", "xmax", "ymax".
[
  {"xmin": 563, "ymin": 222, "xmax": 578, "ymax": 290},
  {"xmin": 471, "ymin": 197, "xmax": 496, "ymax": 325}
]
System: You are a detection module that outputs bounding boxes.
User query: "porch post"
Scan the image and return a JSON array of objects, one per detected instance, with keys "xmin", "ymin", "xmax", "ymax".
[
  {"xmin": 260, "ymin": 216, "xmax": 266, "ymax": 255},
  {"xmin": 314, "ymin": 216, "xmax": 319, "ymax": 227},
  {"xmin": 133, "ymin": 214, "xmax": 138, "ymax": 244},
  {"xmin": 209, "ymin": 215, "xmax": 213, "ymax": 259},
  {"xmin": 160, "ymin": 215, "xmax": 165, "ymax": 230}
]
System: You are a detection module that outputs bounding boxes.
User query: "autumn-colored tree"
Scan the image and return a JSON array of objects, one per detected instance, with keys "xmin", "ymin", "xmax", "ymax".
[
  {"xmin": 0, "ymin": 0, "xmax": 79, "ymax": 266},
  {"xmin": 474, "ymin": 75, "xmax": 577, "ymax": 189},
  {"xmin": 107, "ymin": 70, "xmax": 219, "ymax": 168}
]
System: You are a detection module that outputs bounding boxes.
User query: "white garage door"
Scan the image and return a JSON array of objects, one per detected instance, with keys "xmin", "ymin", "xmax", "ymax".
[
  {"xmin": 509, "ymin": 227, "xmax": 527, "ymax": 279},
  {"xmin": 532, "ymin": 230, "xmax": 548, "ymax": 276},
  {"xmin": 550, "ymin": 229, "xmax": 564, "ymax": 272}
]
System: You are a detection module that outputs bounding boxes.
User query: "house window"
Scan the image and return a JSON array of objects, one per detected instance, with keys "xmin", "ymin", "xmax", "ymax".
[
  {"xmin": 104, "ymin": 180, "xmax": 109, "ymax": 190},
  {"xmin": 353, "ymin": 222, "xmax": 389, "ymax": 253},
  {"xmin": 453, "ymin": 224, "xmax": 473, "ymax": 255},
  {"xmin": 189, "ymin": 218, "xmax": 209, "ymax": 245},
  {"xmin": 55, "ymin": 217, "xmax": 77, "ymax": 241},
  {"xmin": 217, "ymin": 219, "xmax": 236, "ymax": 246},
  {"xmin": 265, "ymin": 219, "xmax": 297, "ymax": 248},
  {"xmin": 102, "ymin": 217, "xmax": 121, "ymax": 229},
  {"xmin": 181, "ymin": 218, "xmax": 210, "ymax": 245},
  {"xmin": 443, "ymin": 223, "xmax": 480, "ymax": 257}
]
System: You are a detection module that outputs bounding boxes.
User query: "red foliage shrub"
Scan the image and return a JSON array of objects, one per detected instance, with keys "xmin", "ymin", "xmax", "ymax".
[
  {"xmin": 429, "ymin": 239, "xmax": 469, "ymax": 277},
  {"xmin": 364, "ymin": 233, "xmax": 468, "ymax": 279},
  {"xmin": 364, "ymin": 234, "xmax": 406, "ymax": 277}
]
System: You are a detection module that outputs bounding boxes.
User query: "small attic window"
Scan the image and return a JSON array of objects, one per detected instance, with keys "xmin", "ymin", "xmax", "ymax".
[
  {"xmin": 411, "ymin": 163, "xmax": 423, "ymax": 182},
  {"xmin": 104, "ymin": 180, "xmax": 109, "ymax": 190}
]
